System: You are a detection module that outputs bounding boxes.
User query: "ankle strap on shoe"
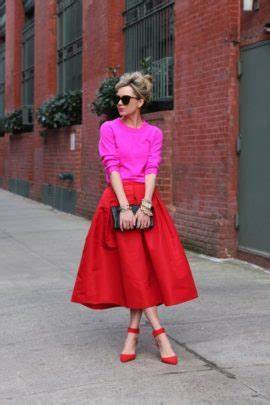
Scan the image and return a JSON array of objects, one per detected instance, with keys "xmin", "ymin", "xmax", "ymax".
[
  {"xmin": 128, "ymin": 327, "xmax": 140, "ymax": 334},
  {"xmin": 152, "ymin": 327, "xmax": 165, "ymax": 337}
]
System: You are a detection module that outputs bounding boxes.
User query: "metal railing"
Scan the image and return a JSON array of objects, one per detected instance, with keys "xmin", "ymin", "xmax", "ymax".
[
  {"xmin": 123, "ymin": 0, "xmax": 174, "ymax": 103},
  {"xmin": 0, "ymin": 0, "xmax": 5, "ymax": 38},
  {"xmin": 22, "ymin": 16, "xmax": 34, "ymax": 107},
  {"xmin": 57, "ymin": 0, "xmax": 82, "ymax": 93},
  {"xmin": 0, "ymin": 42, "xmax": 5, "ymax": 117}
]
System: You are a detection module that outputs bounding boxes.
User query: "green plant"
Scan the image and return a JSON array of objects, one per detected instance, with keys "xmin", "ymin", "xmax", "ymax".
[
  {"xmin": 36, "ymin": 89, "xmax": 82, "ymax": 129},
  {"xmin": 91, "ymin": 66, "xmax": 120, "ymax": 120},
  {"xmin": 139, "ymin": 56, "xmax": 152, "ymax": 75},
  {"xmin": 4, "ymin": 109, "xmax": 33, "ymax": 134}
]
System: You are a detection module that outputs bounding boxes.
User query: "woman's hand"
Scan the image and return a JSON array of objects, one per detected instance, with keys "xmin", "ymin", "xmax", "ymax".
[
  {"xmin": 119, "ymin": 209, "xmax": 136, "ymax": 231},
  {"xmin": 134, "ymin": 208, "xmax": 151, "ymax": 229}
]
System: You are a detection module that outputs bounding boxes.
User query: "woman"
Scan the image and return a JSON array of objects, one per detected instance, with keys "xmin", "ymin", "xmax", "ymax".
[{"xmin": 71, "ymin": 71, "xmax": 199, "ymax": 365}]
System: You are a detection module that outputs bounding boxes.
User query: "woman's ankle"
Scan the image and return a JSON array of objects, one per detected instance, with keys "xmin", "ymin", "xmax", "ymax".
[
  {"xmin": 152, "ymin": 325, "xmax": 163, "ymax": 332},
  {"xmin": 129, "ymin": 325, "xmax": 140, "ymax": 330}
]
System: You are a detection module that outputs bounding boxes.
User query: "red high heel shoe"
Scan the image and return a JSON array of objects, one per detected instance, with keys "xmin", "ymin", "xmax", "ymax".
[
  {"xmin": 152, "ymin": 327, "xmax": 178, "ymax": 365},
  {"xmin": 119, "ymin": 327, "xmax": 140, "ymax": 363}
]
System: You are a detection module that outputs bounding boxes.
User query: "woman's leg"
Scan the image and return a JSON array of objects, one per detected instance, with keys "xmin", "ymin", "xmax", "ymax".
[
  {"xmin": 121, "ymin": 309, "xmax": 143, "ymax": 354},
  {"xmin": 129, "ymin": 308, "xmax": 143, "ymax": 328},
  {"xmin": 143, "ymin": 306, "xmax": 177, "ymax": 357}
]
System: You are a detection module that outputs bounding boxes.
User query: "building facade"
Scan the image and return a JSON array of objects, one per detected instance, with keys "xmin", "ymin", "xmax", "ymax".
[{"xmin": 0, "ymin": 0, "xmax": 269, "ymax": 268}]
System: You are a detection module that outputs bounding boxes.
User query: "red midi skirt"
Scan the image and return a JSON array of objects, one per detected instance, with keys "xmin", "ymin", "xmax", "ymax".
[{"xmin": 70, "ymin": 180, "xmax": 199, "ymax": 310}]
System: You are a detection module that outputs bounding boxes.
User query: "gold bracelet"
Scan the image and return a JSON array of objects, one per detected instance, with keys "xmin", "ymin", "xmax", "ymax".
[
  {"xmin": 120, "ymin": 203, "xmax": 131, "ymax": 212},
  {"xmin": 120, "ymin": 207, "xmax": 131, "ymax": 212},
  {"xmin": 120, "ymin": 203, "xmax": 130, "ymax": 208},
  {"xmin": 139, "ymin": 205, "xmax": 153, "ymax": 216},
  {"xmin": 141, "ymin": 199, "xmax": 152, "ymax": 209}
]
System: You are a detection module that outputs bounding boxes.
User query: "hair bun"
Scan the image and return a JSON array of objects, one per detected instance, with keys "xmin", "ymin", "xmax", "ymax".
[{"xmin": 143, "ymin": 74, "xmax": 153, "ymax": 84}]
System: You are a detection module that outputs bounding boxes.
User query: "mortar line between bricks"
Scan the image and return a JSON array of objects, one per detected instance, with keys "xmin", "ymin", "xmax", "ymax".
[{"xmin": 168, "ymin": 334, "xmax": 270, "ymax": 401}]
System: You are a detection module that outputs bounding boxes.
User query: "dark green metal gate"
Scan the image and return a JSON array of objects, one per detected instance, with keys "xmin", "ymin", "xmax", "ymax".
[{"xmin": 238, "ymin": 40, "xmax": 270, "ymax": 258}]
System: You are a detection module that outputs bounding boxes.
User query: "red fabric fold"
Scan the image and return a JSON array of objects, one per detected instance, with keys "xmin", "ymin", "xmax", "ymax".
[{"xmin": 70, "ymin": 181, "xmax": 199, "ymax": 310}]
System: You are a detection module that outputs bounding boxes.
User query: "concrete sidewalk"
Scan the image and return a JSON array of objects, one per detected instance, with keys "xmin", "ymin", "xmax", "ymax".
[{"xmin": 0, "ymin": 188, "xmax": 269, "ymax": 404}]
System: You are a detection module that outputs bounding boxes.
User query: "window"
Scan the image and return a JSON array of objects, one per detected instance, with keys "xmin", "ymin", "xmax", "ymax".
[
  {"xmin": 22, "ymin": 1, "xmax": 35, "ymax": 114},
  {"xmin": 123, "ymin": 0, "xmax": 174, "ymax": 111},
  {"xmin": 57, "ymin": 0, "xmax": 82, "ymax": 93},
  {"xmin": 0, "ymin": 0, "xmax": 5, "ymax": 37},
  {"xmin": 0, "ymin": 42, "xmax": 4, "ymax": 117},
  {"xmin": 0, "ymin": 0, "xmax": 5, "ymax": 118}
]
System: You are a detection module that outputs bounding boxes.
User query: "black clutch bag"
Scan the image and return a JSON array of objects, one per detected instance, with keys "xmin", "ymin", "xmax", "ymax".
[{"xmin": 111, "ymin": 204, "xmax": 154, "ymax": 230}]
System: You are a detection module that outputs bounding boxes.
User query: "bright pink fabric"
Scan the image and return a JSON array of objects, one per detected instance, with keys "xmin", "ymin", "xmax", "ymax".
[{"xmin": 98, "ymin": 117, "xmax": 163, "ymax": 184}]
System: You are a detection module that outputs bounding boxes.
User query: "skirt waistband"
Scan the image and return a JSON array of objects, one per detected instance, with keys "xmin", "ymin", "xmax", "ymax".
[
  {"xmin": 107, "ymin": 180, "xmax": 148, "ymax": 191},
  {"xmin": 103, "ymin": 180, "xmax": 159, "ymax": 206}
]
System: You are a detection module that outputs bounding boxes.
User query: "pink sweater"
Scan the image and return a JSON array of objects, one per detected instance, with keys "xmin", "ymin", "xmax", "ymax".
[{"xmin": 98, "ymin": 117, "xmax": 163, "ymax": 184}]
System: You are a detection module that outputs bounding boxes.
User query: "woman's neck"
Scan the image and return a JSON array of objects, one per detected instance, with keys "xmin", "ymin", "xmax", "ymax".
[{"xmin": 120, "ymin": 113, "xmax": 144, "ymax": 129}]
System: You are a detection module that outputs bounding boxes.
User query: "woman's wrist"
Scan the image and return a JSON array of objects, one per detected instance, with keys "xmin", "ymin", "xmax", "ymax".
[
  {"xmin": 120, "ymin": 203, "xmax": 129, "ymax": 208},
  {"xmin": 141, "ymin": 198, "xmax": 152, "ymax": 209},
  {"xmin": 139, "ymin": 198, "xmax": 153, "ymax": 216},
  {"xmin": 119, "ymin": 199, "xmax": 132, "ymax": 214},
  {"xmin": 143, "ymin": 197, "xmax": 152, "ymax": 204},
  {"xmin": 119, "ymin": 200, "xmax": 130, "ymax": 208}
]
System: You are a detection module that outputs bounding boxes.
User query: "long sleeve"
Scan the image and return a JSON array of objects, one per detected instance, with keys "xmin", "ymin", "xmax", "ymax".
[
  {"xmin": 98, "ymin": 122, "xmax": 120, "ymax": 177},
  {"xmin": 145, "ymin": 128, "xmax": 163, "ymax": 175}
]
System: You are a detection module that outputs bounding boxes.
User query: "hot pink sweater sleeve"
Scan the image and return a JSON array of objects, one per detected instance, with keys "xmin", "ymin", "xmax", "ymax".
[
  {"xmin": 98, "ymin": 121, "xmax": 121, "ymax": 177},
  {"xmin": 144, "ymin": 127, "xmax": 163, "ymax": 175},
  {"xmin": 98, "ymin": 118, "xmax": 163, "ymax": 184}
]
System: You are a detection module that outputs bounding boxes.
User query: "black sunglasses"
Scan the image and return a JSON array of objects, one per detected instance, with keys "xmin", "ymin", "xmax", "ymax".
[{"xmin": 114, "ymin": 95, "xmax": 140, "ymax": 106}]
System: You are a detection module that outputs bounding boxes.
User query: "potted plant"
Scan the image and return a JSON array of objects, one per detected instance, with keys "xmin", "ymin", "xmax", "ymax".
[
  {"xmin": 4, "ymin": 108, "xmax": 33, "ymax": 135},
  {"xmin": 91, "ymin": 66, "xmax": 120, "ymax": 123},
  {"xmin": 36, "ymin": 89, "xmax": 82, "ymax": 135}
]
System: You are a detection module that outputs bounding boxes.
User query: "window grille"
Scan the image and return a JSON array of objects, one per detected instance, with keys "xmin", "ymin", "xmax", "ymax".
[
  {"xmin": 0, "ymin": 0, "xmax": 5, "ymax": 38},
  {"xmin": 0, "ymin": 0, "xmax": 5, "ymax": 118},
  {"xmin": 0, "ymin": 41, "xmax": 5, "ymax": 117},
  {"xmin": 57, "ymin": 0, "xmax": 82, "ymax": 93},
  {"xmin": 123, "ymin": 0, "xmax": 174, "ymax": 110},
  {"xmin": 23, "ymin": 0, "xmax": 34, "ymax": 15},
  {"xmin": 22, "ymin": 15, "xmax": 34, "ymax": 108},
  {"xmin": 21, "ymin": 1, "xmax": 34, "ymax": 125}
]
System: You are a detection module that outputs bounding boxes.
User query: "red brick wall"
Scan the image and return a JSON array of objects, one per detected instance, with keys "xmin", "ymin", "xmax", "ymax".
[
  {"xmin": 7, "ymin": 133, "xmax": 33, "ymax": 181},
  {"xmin": 31, "ymin": 0, "xmax": 58, "ymax": 201},
  {"xmin": 172, "ymin": 0, "xmax": 241, "ymax": 257}
]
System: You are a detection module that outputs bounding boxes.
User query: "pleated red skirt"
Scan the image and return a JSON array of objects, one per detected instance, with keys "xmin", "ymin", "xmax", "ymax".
[{"xmin": 70, "ymin": 180, "xmax": 199, "ymax": 310}]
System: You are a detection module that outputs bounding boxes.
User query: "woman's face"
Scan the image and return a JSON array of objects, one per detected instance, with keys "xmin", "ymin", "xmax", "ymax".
[{"xmin": 116, "ymin": 85, "xmax": 144, "ymax": 117}]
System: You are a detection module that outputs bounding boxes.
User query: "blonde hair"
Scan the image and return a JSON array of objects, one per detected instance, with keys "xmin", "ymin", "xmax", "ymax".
[{"xmin": 115, "ymin": 71, "xmax": 153, "ymax": 105}]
